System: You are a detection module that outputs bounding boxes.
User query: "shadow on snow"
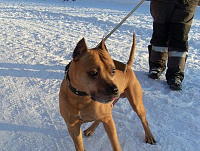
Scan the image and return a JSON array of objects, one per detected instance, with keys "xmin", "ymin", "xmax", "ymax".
[{"xmin": 0, "ymin": 63, "xmax": 66, "ymax": 80}]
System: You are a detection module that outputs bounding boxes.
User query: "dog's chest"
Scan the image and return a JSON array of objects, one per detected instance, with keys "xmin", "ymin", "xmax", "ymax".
[
  {"xmin": 75, "ymin": 111, "xmax": 98, "ymax": 122},
  {"xmin": 75, "ymin": 103, "xmax": 112, "ymax": 122}
]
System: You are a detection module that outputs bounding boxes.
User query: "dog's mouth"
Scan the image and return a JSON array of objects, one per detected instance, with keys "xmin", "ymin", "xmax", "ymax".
[
  {"xmin": 91, "ymin": 95, "xmax": 119, "ymax": 104},
  {"xmin": 104, "ymin": 97, "xmax": 119, "ymax": 104},
  {"xmin": 89, "ymin": 87, "xmax": 120, "ymax": 104}
]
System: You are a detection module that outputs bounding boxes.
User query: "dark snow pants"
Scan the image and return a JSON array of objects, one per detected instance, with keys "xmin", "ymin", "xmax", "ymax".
[{"xmin": 149, "ymin": 0, "xmax": 198, "ymax": 81}]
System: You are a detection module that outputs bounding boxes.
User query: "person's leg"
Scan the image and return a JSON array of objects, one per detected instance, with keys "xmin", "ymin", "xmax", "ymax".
[
  {"xmin": 166, "ymin": 1, "xmax": 198, "ymax": 90},
  {"xmin": 149, "ymin": 1, "xmax": 176, "ymax": 79},
  {"xmin": 148, "ymin": 45, "xmax": 168, "ymax": 79}
]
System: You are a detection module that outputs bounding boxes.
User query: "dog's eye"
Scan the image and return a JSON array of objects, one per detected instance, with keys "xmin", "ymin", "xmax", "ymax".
[{"xmin": 88, "ymin": 71, "xmax": 98, "ymax": 78}]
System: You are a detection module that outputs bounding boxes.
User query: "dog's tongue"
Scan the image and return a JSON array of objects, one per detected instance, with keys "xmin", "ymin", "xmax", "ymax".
[
  {"xmin": 112, "ymin": 97, "xmax": 119, "ymax": 105},
  {"xmin": 112, "ymin": 97, "xmax": 118, "ymax": 101}
]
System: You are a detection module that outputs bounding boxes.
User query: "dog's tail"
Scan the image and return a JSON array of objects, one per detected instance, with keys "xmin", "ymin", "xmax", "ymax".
[{"xmin": 127, "ymin": 33, "xmax": 136, "ymax": 67}]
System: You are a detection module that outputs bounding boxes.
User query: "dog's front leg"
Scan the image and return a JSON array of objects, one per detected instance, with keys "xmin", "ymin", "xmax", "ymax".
[
  {"xmin": 103, "ymin": 116, "xmax": 121, "ymax": 151},
  {"xmin": 67, "ymin": 123, "xmax": 85, "ymax": 151}
]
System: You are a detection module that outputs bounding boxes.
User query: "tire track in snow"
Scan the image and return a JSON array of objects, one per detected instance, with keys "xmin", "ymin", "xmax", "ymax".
[
  {"xmin": 10, "ymin": 59, "xmax": 66, "ymax": 151},
  {"xmin": 0, "ymin": 5, "xmax": 66, "ymax": 150}
]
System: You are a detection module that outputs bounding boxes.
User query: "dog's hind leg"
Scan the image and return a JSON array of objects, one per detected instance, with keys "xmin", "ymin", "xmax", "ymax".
[
  {"xmin": 84, "ymin": 120, "xmax": 100, "ymax": 137},
  {"xmin": 125, "ymin": 79, "xmax": 156, "ymax": 145}
]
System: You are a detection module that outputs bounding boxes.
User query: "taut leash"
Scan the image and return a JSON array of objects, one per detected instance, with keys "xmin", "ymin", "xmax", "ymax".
[{"xmin": 96, "ymin": 0, "xmax": 145, "ymax": 47}]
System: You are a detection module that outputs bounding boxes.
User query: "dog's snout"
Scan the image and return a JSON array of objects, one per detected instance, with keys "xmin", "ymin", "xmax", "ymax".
[{"xmin": 109, "ymin": 85, "xmax": 119, "ymax": 95}]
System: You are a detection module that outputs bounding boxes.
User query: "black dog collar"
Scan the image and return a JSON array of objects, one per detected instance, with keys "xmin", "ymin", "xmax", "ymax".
[{"xmin": 65, "ymin": 62, "xmax": 88, "ymax": 96}]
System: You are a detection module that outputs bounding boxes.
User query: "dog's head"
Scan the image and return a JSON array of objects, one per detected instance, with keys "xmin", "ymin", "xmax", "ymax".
[{"xmin": 70, "ymin": 38, "xmax": 119, "ymax": 104}]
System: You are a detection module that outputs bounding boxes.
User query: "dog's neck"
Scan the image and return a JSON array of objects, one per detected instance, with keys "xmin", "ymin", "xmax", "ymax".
[{"xmin": 65, "ymin": 62, "xmax": 88, "ymax": 97}]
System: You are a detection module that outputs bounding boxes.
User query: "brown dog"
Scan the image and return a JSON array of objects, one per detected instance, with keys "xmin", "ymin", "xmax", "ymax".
[{"xmin": 59, "ymin": 33, "xmax": 155, "ymax": 151}]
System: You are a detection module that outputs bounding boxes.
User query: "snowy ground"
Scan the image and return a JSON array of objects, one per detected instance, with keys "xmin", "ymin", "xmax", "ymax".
[{"xmin": 0, "ymin": 0, "xmax": 200, "ymax": 151}]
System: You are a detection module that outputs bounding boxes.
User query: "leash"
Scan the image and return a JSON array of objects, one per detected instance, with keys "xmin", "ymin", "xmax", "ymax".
[{"xmin": 97, "ymin": 0, "xmax": 145, "ymax": 47}]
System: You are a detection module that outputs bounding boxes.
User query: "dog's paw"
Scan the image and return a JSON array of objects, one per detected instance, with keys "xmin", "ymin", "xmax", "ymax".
[
  {"xmin": 83, "ymin": 121, "xmax": 99, "ymax": 137},
  {"xmin": 83, "ymin": 129, "xmax": 94, "ymax": 137},
  {"xmin": 145, "ymin": 136, "xmax": 156, "ymax": 145}
]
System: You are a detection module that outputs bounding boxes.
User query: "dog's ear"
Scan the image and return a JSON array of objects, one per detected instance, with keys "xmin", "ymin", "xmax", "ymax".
[
  {"xmin": 97, "ymin": 38, "xmax": 108, "ymax": 51},
  {"xmin": 72, "ymin": 38, "xmax": 88, "ymax": 61}
]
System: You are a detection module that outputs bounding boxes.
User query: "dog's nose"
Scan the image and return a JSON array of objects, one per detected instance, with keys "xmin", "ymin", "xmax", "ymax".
[{"xmin": 109, "ymin": 85, "xmax": 119, "ymax": 95}]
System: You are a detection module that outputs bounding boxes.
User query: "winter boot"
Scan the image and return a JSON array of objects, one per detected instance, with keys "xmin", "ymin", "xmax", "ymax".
[
  {"xmin": 166, "ymin": 51, "xmax": 187, "ymax": 91},
  {"xmin": 148, "ymin": 45, "xmax": 168, "ymax": 79}
]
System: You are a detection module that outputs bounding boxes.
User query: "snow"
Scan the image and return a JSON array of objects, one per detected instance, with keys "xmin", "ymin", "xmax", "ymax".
[{"xmin": 0, "ymin": 0, "xmax": 200, "ymax": 150}]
